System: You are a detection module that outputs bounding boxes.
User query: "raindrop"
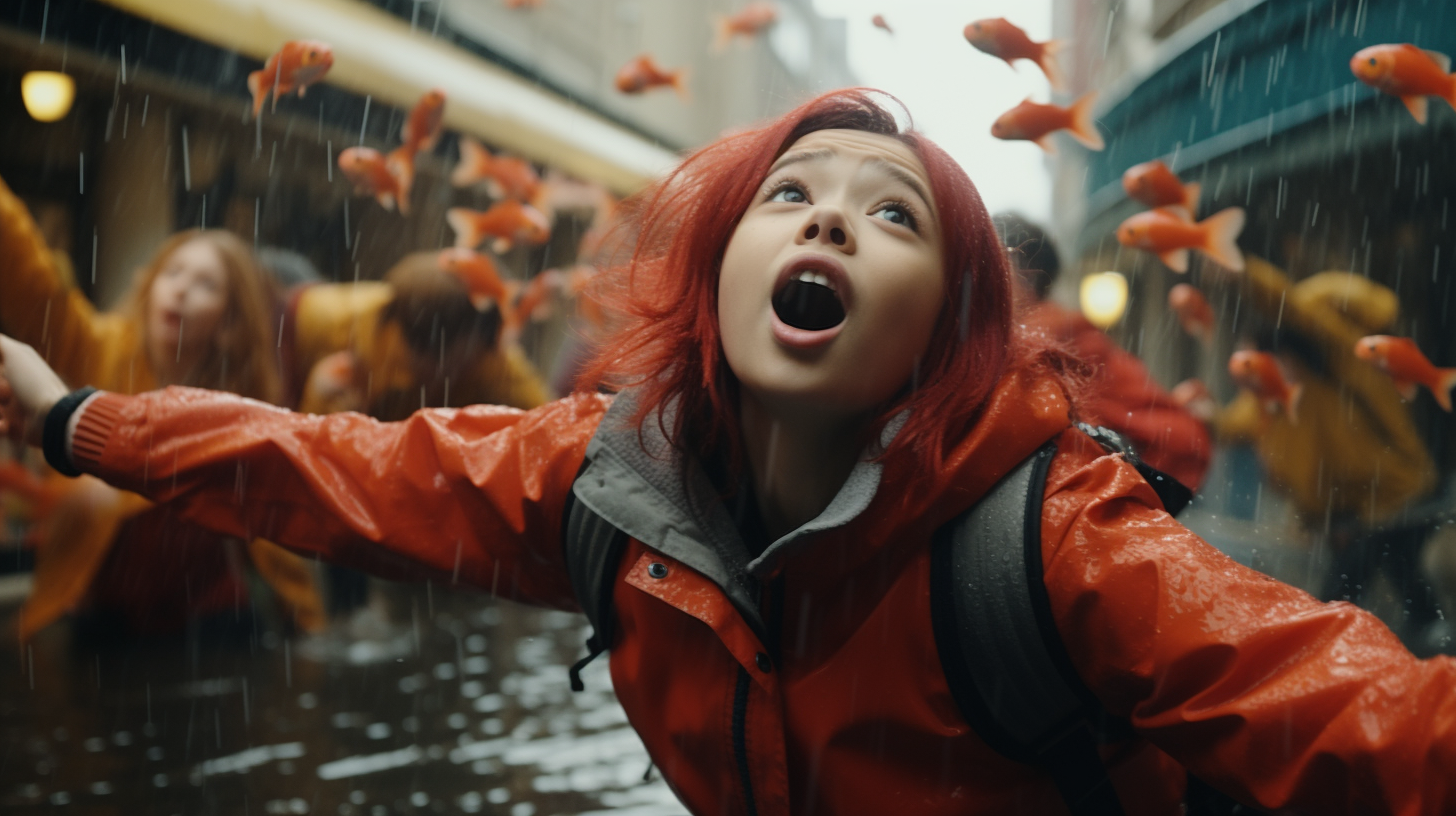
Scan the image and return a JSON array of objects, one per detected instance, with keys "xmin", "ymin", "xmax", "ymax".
[
  {"xmin": 90, "ymin": 781, "xmax": 113, "ymax": 795},
  {"xmin": 49, "ymin": 792, "xmax": 71, "ymax": 805},
  {"xmin": 182, "ymin": 126, "xmax": 192, "ymax": 191},
  {"xmin": 85, "ymin": 737, "xmax": 106, "ymax": 752},
  {"xmin": 365, "ymin": 722, "xmax": 391, "ymax": 739},
  {"xmin": 147, "ymin": 746, "xmax": 164, "ymax": 761}
]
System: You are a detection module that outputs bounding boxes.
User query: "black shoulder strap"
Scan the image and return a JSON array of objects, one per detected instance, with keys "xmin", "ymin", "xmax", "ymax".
[
  {"xmin": 562, "ymin": 468, "xmax": 628, "ymax": 692},
  {"xmin": 930, "ymin": 441, "xmax": 1128, "ymax": 816}
]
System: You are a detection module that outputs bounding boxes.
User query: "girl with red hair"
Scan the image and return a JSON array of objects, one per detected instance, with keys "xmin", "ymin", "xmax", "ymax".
[{"xmin": 3, "ymin": 90, "xmax": 1456, "ymax": 815}]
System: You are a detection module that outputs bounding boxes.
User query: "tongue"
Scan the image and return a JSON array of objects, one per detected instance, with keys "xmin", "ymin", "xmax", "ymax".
[{"xmin": 773, "ymin": 279, "xmax": 845, "ymax": 331}]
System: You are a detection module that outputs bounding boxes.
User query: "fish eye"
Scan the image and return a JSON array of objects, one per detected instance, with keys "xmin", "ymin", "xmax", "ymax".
[{"xmin": 1368, "ymin": 57, "xmax": 1378, "ymax": 66}]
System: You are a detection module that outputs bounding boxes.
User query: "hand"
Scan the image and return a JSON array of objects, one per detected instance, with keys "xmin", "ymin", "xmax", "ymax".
[{"xmin": 0, "ymin": 334, "xmax": 71, "ymax": 447}]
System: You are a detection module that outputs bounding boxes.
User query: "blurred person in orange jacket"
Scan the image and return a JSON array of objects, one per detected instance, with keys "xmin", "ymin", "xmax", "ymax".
[
  {"xmin": 4, "ymin": 90, "xmax": 1456, "ymax": 815},
  {"xmin": 995, "ymin": 212, "xmax": 1211, "ymax": 490},
  {"xmin": 0, "ymin": 175, "xmax": 322, "ymax": 641}
]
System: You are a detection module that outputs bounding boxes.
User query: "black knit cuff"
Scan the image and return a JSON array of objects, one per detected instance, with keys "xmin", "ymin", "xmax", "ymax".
[{"xmin": 43, "ymin": 387, "xmax": 98, "ymax": 477}]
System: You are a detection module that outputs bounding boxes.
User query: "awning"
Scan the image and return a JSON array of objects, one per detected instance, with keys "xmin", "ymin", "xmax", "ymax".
[{"xmin": 98, "ymin": 0, "xmax": 680, "ymax": 194}]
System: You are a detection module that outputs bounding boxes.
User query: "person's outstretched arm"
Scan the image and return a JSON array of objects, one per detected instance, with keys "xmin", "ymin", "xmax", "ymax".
[
  {"xmin": 1043, "ymin": 429, "xmax": 1456, "ymax": 815},
  {"xmin": 0, "ymin": 334, "xmax": 602, "ymax": 610}
]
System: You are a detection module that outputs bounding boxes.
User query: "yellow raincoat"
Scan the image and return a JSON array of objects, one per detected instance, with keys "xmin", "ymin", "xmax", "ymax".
[
  {"xmin": 1215, "ymin": 256, "xmax": 1434, "ymax": 524},
  {"xmin": 0, "ymin": 175, "xmax": 324, "ymax": 639}
]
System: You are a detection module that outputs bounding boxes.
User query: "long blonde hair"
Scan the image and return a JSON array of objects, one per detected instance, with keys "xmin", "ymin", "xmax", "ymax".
[{"xmin": 121, "ymin": 229, "xmax": 283, "ymax": 404}]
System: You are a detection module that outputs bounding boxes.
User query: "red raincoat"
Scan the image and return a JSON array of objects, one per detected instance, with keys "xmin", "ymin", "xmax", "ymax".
[{"xmin": 66, "ymin": 366, "xmax": 1456, "ymax": 815}]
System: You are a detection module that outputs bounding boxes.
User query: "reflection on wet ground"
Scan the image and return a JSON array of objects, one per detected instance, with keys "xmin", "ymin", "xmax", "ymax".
[{"xmin": 0, "ymin": 585, "xmax": 683, "ymax": 815}]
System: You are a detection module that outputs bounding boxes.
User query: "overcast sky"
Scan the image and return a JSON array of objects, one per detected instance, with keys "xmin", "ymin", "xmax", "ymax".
[{"xmin": 809, "ymin": 0, "xmax": 1056, "ymax": 224}]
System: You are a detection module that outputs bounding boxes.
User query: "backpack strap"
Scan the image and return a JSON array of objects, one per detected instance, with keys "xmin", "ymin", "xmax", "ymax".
[
  {"xmin": 562, "ymin": 465, "xmax": 628, "ymax": 692},
  {"xmin": 930, "ymin": 440, "xmax": 1128, "ymax": 816}
]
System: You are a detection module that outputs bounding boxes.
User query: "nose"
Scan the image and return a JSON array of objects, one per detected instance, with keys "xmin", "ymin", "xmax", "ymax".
[{"xmin": 798, "ymin": 206, "xmax": 856, "ymax": 253}]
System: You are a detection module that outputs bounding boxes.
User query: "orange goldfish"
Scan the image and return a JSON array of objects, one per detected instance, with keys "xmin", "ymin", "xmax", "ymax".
[
  {"xmin": 991, "ymin": 93, "xmax": 1104, "ymax": 152},
  {"xmin": 338, "ymin": 146, "xmax": 410, "ymax": 215},
  {"xmin": 1168, "ymin": 283, "xmax": 1215, "ymax": 342},
  {"xmin": 1116, "ymin": 206, "xmax": 1245, "ymax": 273},
  {"xmin": 451, "ymin": 137, "xmax": 543, "ymax": 203},
  {"xmin": 714, "ymin": 3, "xmax": 778, "ymax": 51},
  {"xmin": 1170, "ymin": 378, "xmax": 1215, "ymax": 422},
  {"xmin": 872, "ymin": 15, "xmax": 893, "ymax": 35},
  {"xmin": 401, "ymin": 89, "xmax": 447, "ymax": 154},
  {"xmin": 615, "ymin": 54, "xmax": 688, "ymax": 97},
  {"xmin": 502, "ymin": 269, "xmax": 564, "ymax": 343},
  {"xmin": 438, "ymin": 248, "xmax": 511, "ymax": 308},
  {"xmin": 1350, "ymin": 44, "xmax": 1456, "ymax": 125},
  {"xmin": 447, "ymin": 201, "xmax": 552, "ymax": 253},
  {"xmin": 1122, "ymin": 160, "xmax": 1200, "ymax": 216},
  {"xmin": 248, "ymin": 40, "xmax": 334, "ymax": 117},
  {"xmin": 1354, "ymin": 335, "xmax": 1456, "ymax": 411},
  {"xmin": 1228, "ymin": 350, "xmax": 1301, "ymax": 421},
  {"xmin": 964, "ymin": 18, "xmax": 1063, "ymax": 92}
]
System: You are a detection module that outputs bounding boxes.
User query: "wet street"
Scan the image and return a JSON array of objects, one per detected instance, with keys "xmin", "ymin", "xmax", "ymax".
[{"xmin": 0, "ymin": 584, "xmax": 683, "ymax": 816}]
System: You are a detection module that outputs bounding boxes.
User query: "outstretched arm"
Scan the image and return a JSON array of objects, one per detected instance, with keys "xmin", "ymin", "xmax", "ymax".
[
  {"xmin": 1042, "ymin": 434, "xmax": 1456, "ymax": 815},
  {"xmin": 0, "ymin": 333, "xmax": 603, "ymax": 610}
]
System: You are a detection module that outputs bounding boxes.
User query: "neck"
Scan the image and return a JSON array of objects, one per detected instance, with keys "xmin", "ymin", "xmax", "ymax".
[{"xmin": 738, "ymin": 390, "xmax": 870, "ymax": 541}]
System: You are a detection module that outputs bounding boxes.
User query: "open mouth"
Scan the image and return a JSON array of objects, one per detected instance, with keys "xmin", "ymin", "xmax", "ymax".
[{"xmin": 772, "ymin": 268, "xmax": 846, "ymax": 331}]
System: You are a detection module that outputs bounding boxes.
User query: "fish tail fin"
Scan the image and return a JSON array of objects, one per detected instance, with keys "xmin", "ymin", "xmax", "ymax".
[
  {"xmin": 1068, "ymin": 92, "xmax": 1105, "ymax": 151},
  {"xmin": 671, "ymin": 67, "xmax": 691, "ymax": 100},
  {"xmin": 452, "ymin": 136, "xmax": 487, "ymax": 188},
  {"xmin": 1199, "ymin": 206, "xmax": 1246, "ymax": 271},
  {"xmin": 1182, "ymin": 181, "xmax": 1202, "ymax": 215},
  {"xmin": 1435, "ymin": 368, "xmax": 1456, "ymax": 412},
  {"xmin": 247, "ymin": 70, "xmax": 266, "ymax": 117},
  {"xmin": 386, "ymin": 146, "xmax": 415, "ymax": 216},
  {"xmin": 712, "ymin": 16, "xmax": 734, "ymax": 52},
  {"xmin": 1037, "ymin": 40, "xmax": 1066, "ymax": 93},
  {"xmin": 1286, "ymin": 384, "xmax": 1302, "ymax": 423},
  {"xmin": 447, "ymin": 208, "xmax": 480, "ymax": 249},
  {"xmin": 376, "ymin": 192, "xmax": 397, "ymax": 213}
]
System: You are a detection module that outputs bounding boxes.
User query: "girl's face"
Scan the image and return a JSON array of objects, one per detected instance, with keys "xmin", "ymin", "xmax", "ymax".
[
  {"xmin": 147, "ymin": 238, "xmax": 230, "ymax": 356},
  {"xmin": 718, "ymin": 129, "xmax": 945, "ymax": 423}
]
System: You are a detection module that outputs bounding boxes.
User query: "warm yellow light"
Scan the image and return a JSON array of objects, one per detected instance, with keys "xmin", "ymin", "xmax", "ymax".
[
  {"xmin": 1080, "ymin": 271, "xmax": 1129, "ymax": 329},
  {"xmin": 22, "ymin": 71, "xmax": 75, "ymax": 122}
]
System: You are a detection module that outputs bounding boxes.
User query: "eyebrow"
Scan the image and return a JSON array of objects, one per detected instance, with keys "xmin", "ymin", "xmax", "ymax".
[{"xmin": 768, "ymin": 148, "xmax": 934, "ymax": 214}]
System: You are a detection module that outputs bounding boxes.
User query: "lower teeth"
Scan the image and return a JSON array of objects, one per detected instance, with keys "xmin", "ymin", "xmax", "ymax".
[{"xmin": 772, "ymin": 279, "xmax": 845, "ymax": 331}]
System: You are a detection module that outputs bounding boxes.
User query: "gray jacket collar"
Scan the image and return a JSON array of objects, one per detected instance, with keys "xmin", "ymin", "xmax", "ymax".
[{"xmin": 571, "ymin": 389, "xmax": 896, "ymax": 632}]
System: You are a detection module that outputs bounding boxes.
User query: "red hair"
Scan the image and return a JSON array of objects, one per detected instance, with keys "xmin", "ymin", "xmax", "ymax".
[{"xmin": 581, "ymin": 89, "xmax": 1033, "ymax": 476}]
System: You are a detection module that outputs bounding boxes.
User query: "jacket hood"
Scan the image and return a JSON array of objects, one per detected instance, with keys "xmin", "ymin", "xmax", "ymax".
[{"xmin": 572, "ymin": 366, "xmax": 1072, "ymax": 629}]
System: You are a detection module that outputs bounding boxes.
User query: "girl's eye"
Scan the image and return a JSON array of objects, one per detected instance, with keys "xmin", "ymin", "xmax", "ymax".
[
  {"xmin": 768, "ymin": 183, "xmax": 807, "ymax": 204},
  {"xmin": 873, "ymin": 204, "xmax": 916, "ymax": 230}
]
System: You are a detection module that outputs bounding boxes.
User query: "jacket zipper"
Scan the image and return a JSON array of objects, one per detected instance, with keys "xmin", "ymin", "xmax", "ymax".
[{"xmin": 732, "ymin": 666, "xmax": 758, "ymax": 816}]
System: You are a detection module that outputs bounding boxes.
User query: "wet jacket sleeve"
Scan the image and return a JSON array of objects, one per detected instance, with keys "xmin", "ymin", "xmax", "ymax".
[
  {"xmin": 1040, "ymin": 436, "xmax": 1456, "ymax": 815},
  {"xmin": 67, "ymin": 387, "xmax": 612, "ymax": 610},
  {"xmin": 0, "ymin": 174, "xmax": 106, "ymax": 384}
]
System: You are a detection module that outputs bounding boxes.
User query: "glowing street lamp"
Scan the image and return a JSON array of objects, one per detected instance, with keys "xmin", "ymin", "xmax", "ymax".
[
  {"xmin": 1080, "ymin": 271, "xmax": 1128, "ymax": 329},
  {"xmin": 21, "ymin": 71, "xmax": 75, "ymax": 122}
]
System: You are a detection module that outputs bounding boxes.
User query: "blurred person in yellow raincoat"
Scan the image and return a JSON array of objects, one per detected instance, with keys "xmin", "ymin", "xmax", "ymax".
[
  {"xmin": 288, "ymin": 251, "xmax": 550, "ymax": 420},
  {"xmin": 1213, "ymin": 256, "xmax": 1441, "ymax": 649},
  {"xmin": 0, "ymin": 175, "xmax": 324, "ymax": 641}
]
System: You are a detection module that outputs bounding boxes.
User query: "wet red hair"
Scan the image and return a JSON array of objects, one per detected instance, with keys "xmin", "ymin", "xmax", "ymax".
[{"xmin": 581, "ymin": 89, "xmax": 1023, "ymax": 475}]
